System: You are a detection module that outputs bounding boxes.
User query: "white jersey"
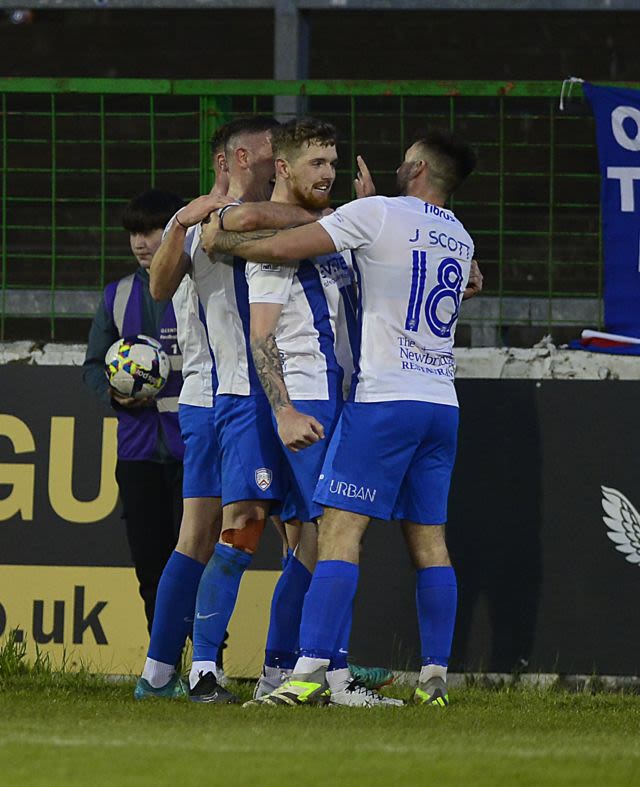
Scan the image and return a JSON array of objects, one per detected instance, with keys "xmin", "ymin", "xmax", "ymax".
[
  {"xmin": 188, "ymin": 218, "xmax": 263, "ymax": 397},
  {"xmin": 163, "ymin": 217, "xmax": 216, "ymax": 408},
  {"xmin": 318, "ymin": 196, "xmax": 474, "ymax": 406},
  {"xmin": 246, "ymin": 253, "xmax": 356, "ymax": 401},
  {"xmin": 172, "ymin": 273, "xmax": 217, "ymax": 408}
]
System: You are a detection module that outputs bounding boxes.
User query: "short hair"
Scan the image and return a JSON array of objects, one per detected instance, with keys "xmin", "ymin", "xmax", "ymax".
[
  {"xmin": 223, "ymin": 115, "xmax": 280, "ymax": 159},
  {"xmin": 271, "ymin": 117, "xmax": 337, "ymax": 161},
  {"xmin": 209, "ymin": 122, "xmax": 231, "ymax": 157},
  {"xmin": 413, "ymin": 129, "xmax": 477, "ymax": 196},
  {"xmin": 121, "ymin": 189, "xmax": 184, "ymax": 234}
]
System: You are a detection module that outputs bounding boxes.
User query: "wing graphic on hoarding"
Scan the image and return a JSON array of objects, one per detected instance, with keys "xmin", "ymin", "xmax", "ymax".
[{"xmin": 601, "ymin": 485, "xmax": 640, "ymax": 565}]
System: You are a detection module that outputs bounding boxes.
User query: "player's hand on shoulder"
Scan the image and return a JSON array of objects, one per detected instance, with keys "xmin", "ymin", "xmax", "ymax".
[
  {"xmin": 176, "ymin": 194, "xmax": 232, "ymax": 229},
  {"xmin": 276, "ymin": 406, "xmax": 325, "ymax": 453},
  {"xmin": 200, "ymin": 211, "xmax": 221, "ymax": 256},
  {"xmin": 354, "ymin": 155, "xmax": 376, "ymax": 199},
  {"xmin": 463, "ymin": 259, "xmax": 483, "ymax": 300}
]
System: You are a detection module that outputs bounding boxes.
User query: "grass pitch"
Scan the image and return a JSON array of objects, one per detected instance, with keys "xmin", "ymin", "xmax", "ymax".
[{"xmin": 1, "ymin": 669, "xmax": 640, "ymax": 787}]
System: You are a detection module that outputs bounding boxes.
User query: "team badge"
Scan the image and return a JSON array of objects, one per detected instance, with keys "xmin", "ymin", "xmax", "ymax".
[{"xmin": 255, "ymin": 467, "xmax": 273, "ymax": 491}]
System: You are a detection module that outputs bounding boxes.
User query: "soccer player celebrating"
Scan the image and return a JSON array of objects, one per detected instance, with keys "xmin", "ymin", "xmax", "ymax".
[
  {"xmin": 207, "ymin": 128, "xmax": 477, "ymax": 708},
  {"xmin": 232, "ymin": 118, "xmax": 400, "ymax": 706},
  {"xmin": 134, "ymin": 124, "xmax": 236, "ymax": 700},
  {"xmin": 148, "ymin": 116, "xmax": 328, "ymax": 703}
]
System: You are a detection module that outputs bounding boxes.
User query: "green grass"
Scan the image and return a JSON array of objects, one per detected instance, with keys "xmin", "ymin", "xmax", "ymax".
[
  {"xmin": 2, "ymin": 678, "xmax": 640, "ymax": 786},
  {"xmin": 2, "ymin": 640, "xmax": 640, "ymax": 786}
]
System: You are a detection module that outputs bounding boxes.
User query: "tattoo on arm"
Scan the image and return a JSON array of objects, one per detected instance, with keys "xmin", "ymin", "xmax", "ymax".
[
  {"xmin": 214, "ymin": 228, "xmax": 278, "ymax": 254},
  {"xmin": 251, "ymin": 333, "xmax": 291, "ymax": 414}
]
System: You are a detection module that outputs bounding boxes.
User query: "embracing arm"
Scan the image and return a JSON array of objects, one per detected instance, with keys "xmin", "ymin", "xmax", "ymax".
[
  {"xmin": 149, "ymin": 222, "xmax": 191, "ymax": 300},
  {"xmin": 211, "ymin": 222, "xmax": 336, "ymax": 264},
  {"xmin": 220, "ymin": 202, "xmax": 323, "ymax": 233},
  {"xmin": 462, "ymin": 259, "xmax": 483, "ymax": 301},
  {"xmin": 150, "ymin": 194, "xmax": 232, "ymax": 300}
]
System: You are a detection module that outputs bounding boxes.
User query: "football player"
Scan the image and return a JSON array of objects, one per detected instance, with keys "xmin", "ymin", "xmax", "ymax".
[{"xmin": 207, "ymin": 128, "xmax": 478, "ymax": 708}]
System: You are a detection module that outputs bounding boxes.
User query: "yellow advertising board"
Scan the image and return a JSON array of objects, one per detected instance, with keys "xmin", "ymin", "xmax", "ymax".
[
  {"xmin": 0, "ymin": 565, "xmax": 279, "ymax": 678},
  {"xmin": 0, "ymin": 367, "xmax": 281, "ymax": 678}
]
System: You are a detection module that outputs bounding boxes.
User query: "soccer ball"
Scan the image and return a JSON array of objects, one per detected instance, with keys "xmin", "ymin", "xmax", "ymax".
[{"xmin": 105, "ymin": 335, "xmax": 170, "ymax": 399}]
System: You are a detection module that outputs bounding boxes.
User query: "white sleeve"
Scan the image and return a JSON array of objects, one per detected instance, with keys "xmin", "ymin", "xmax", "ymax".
[
  {"xmin": 318, "ymin": 196, "xmax": 387, "ymax": 253},
  {"xmin": 246, "ymin": 261, "xmax": 297, "ymax": 305}
]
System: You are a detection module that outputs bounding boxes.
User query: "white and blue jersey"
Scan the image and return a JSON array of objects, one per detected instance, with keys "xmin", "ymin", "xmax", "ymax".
[
  {"xmin": 174, "ymin": 214, "xmax": 284, "ymax": 505},
  {"xmin": 189, "ymin": 221, "xmax": 265, "ymax": 397},
  {"xmin": 318, "ymin": 196, "xmax": 473, "ymax": 407},
  {"xmin": 247, "ymin": 251, "xmax": 356, "ymax": 521},
  {"xmin": 171, "ymin": 272, "xmax": 221, "ymax": 498},
  {"xmin": 246, "ymin": 252, "xmax": 356, "ymax": 401},
  {"xmin": 313, "ymin": 196, "xmax": 474, "ymax": 524},
  {"xmin": 172, "ymin": 271, "xmax": 217, "ymax": 409}
]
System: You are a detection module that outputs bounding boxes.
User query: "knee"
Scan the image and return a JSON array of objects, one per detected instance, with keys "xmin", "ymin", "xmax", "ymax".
[
  {"xmin": 413, "ymin": 539, "xmax": 451, "ymax": 570},
  {"xmin": 317, "ymin": 522, "xmax": 360, "ymax": 562},
  {"xmin": 220, "ymin": 518, "xmax": 266, "ymax": 554}
]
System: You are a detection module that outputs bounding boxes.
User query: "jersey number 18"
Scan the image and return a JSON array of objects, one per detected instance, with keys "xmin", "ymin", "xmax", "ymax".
[{"xmin": 404, "ymin": 250, "xmax": 464, "ymax": 338}]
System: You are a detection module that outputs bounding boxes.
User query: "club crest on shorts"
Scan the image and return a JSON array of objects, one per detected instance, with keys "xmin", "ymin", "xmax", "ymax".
[{"xmin": 255, "ymin": 467, "xmax": 273, "ymax": 491}]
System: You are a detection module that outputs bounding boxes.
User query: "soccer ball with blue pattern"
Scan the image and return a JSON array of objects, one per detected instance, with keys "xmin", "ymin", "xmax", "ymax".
[{"xmin": 105, "ymin": 334, "xmax": 170, "ymax": 399}]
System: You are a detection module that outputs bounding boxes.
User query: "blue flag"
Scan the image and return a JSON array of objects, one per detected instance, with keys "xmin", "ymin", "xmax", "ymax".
[{"xmin": 584, "ymin": 82, "xmax": 640, "ymax": 337}]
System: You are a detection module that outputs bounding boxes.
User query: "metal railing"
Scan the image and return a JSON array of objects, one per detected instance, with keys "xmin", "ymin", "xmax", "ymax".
[{"xmin": 0, "ymin": 78, "xmax": 618, "ymax": 344}]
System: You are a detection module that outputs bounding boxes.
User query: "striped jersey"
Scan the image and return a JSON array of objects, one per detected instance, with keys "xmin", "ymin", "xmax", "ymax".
[
  {"xmin": 162, "ymin": 217, "xmax": 217, "ymax": 408},
  {"xmin": 318, "ymin": 196, "xmax": 474, "ymax": 406},
  {"xmin": 246, "ymin": 252, "xmax": 356, "ymax": 401},
  {"xmin": 187, "ymin": 219, "xmax": 264, "ymax": 397}
]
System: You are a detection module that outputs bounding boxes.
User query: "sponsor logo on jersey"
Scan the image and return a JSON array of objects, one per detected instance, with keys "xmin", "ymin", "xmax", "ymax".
[
  {"xmin": 261, "ymin": 263, "xmax": 281, "ymax": 272},
  {"xmin": 397, "ymin": 338, "xmax": 456, "ymax": 378},
  {"xmin": 425, "ymin": 203, "xmax": 456, "ymax": 222},
  {"xmin": 316, "ymin": 253, "xmax": 352, "ymax": 289},
  {"xmin": 328, "ymin": 479, "xmax": 376, "ymax": 503},
  {"xmin": 255, "ymin": 467, "xmax": 273, "ymax": 491}
]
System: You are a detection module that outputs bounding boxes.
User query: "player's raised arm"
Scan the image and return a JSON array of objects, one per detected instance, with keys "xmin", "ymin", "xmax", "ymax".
[
  {"xmin": 149, "ymin": 194, "xmax": 230, "ymax": 300},
  {"xmin": 209, "ymin": 221, "xmax": 337, "ymax": 264}
]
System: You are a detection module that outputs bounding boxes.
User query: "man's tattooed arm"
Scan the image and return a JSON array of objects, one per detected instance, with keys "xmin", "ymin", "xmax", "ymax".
[
  {"xmin": 207, "ymin": 228, "xmax": 278, "ymax": 258},
  {"xmin": 250, "ymin": 332, "xmax": 291, "ymax": 415}
]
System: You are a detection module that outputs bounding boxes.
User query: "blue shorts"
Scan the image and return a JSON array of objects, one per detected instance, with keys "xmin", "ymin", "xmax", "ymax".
[
  {"xmin": 313, "ymin": 400, "xmax": 459, "ymax": 525},
  {"xmin": 179, "ymin": 404, "xmax": 222, "ymax": 499},
  {"xmin": 215, "ymin": 393, "xmax": 285, "ymax": 507},
  {"xmin": 278, "ymin": 398, "xmax": 343, "ymax": 523}
]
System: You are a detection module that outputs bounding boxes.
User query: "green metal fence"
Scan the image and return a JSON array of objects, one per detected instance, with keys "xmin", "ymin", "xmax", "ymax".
[{"xmin": 0, "ymin": 78, "xmax": 619, "ymax": 344}]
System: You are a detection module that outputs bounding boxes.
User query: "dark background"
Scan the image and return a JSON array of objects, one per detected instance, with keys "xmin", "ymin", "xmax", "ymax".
[
  {"xmin": 1, "ymin": 9, "xmax": 638, "ymax": 81},
  {"xmin": 3, "ymin": 367, "xmax": 640, "ymax": 674}
]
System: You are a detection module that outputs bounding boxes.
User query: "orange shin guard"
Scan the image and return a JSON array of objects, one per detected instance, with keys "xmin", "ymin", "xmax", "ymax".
[{"xmin": 221, "ymin": 518, "xmax": 266, "ymax": 554}]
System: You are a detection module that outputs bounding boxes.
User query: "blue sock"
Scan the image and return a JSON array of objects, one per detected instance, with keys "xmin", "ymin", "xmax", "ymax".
[
  {"xmin": 328, "ymin": 602, "xmax": 353, "ymax": 671},
  {"xmin": 192, "ymin": 543, "xmax": 252, "ymax": 663},
  {"xmin": 416, "ymin": 566, "xmax": 457, "ymax": 667},
  {"xmin": 147, "ymin": 550, "xmax": 205, "ymax": 665},
  {"xmin": 299, "ymin": 560, "xmax": 359, "ymax": 661},
  {"xmin": 264, "ymin": 554, "xmax": 312, "ymax": 670},
  {"xmin": 281, "ymin": 547, "xmax": 294, "ymax": 571}
]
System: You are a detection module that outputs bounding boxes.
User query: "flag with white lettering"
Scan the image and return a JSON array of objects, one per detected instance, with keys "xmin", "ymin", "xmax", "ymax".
[{"xmin": 584, "ymin": 83, "xmax": 640, "ymax": 337}]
